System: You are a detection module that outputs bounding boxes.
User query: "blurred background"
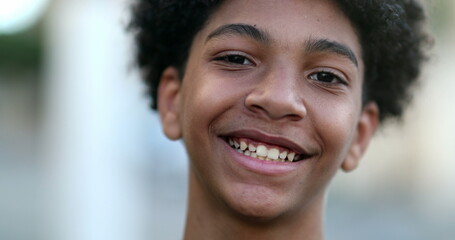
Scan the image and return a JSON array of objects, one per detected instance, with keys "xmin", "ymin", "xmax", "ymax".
[{"xmin": 0, "ymin": 0, "xmax": 453, "ymax": 239}]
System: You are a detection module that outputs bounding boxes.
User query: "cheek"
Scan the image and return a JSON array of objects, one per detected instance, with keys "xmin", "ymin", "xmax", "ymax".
[
  {"xmin": 178, "ymin": 69, "xmax": 243, "ymax": 154},
  {"xmin": 181, "ymin": 71, "xmax": 245, "ymax": 126},
  {"xmin": 309, "ymin": 95, "xmax": 359, "ymax": 164}
]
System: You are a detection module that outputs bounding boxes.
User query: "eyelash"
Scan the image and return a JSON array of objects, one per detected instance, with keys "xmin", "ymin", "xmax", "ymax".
[
  {"xmin": 308, "ymin": 70, "xmax": 347, "ymax": 85},
  {"xmin": 213, "ymin": 52, "xmax": 255, "ymax": 66}
]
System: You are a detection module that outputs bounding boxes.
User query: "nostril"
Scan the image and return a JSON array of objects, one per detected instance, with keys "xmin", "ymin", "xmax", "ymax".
[
  {"xmin": 245, "ymin": 96, "xmax": 307, "ymax": 120},
  {"xmin": 244, "ymin": 85, "xmax": 307, "ymax": 120},
  {"xmin": 247, "ymin": 103, "xmax": 305, "ymax": 121},
  {"xmin": 249, "ymin": 104, "xmax": 267, "ymax": 113},
  {"xmin": 286, "ymin": 113, "xmax": 304, "ymax": 121}
]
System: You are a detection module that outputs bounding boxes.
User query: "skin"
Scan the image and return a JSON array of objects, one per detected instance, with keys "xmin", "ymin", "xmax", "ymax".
[{"xmin": 158, "ymin": 0, "xmax": 379, "ymax": 239}]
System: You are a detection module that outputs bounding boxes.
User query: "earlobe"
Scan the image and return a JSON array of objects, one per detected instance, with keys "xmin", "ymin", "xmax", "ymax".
[
  {"xmin": 158, "ymin": 67, "xmax": 182, "ymax": 140},
  {"xmin": 342, "ymin": 102, "xmax": 379, "ymax": 172}
]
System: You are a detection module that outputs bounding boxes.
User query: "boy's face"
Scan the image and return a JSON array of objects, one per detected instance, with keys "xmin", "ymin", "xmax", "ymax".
[{"xmin": 159, "ymin": 0, "xmax": 378, "ymax": 220}]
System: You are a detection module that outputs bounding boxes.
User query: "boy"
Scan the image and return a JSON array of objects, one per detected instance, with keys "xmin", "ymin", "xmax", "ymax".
[{"xmin": 130, "ymin": 0, "xmax": 429, "ymax": 239}]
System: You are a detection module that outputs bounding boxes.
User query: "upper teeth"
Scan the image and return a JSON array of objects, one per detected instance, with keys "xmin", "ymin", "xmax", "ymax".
[
  {"xmin": 240, "ymin": 141, "xmax": 247, "ymax": 151},
  {"xmin": 228, "ymin": 138, "xmax": 299, "ymax": 162}
]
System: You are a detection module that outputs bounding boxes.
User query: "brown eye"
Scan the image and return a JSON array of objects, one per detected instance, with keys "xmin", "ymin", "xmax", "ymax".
[
  {"xmin": 215, "ymin": 54, "xmax": 253, "ymax": 65},
  {"xmin": 309, "ymin": 71, "xmax": 346, "ymax": 84}
]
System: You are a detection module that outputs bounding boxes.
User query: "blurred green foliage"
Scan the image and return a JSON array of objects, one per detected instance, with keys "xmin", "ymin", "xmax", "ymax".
[{"xmin": 0, "ymin": 25, "xmax": 43, "ymax": 73}]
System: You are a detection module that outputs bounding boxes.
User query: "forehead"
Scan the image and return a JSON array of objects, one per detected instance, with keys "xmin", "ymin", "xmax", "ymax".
[{"xmin": 198, "ymin": 0, "xmax": 362, "ymax": 66}]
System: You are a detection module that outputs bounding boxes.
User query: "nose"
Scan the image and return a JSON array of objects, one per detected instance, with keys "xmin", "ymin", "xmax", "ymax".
[{"xmin": 245, "ymin": 66, "xmax": 307, "ymax": 121}]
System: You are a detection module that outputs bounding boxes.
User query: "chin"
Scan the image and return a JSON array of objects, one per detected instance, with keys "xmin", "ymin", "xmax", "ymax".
[
  {"xmin": 222, "ymin": 184, "xmax": 292, "ymax": 222},
  {"xmin": 230, "ymin": 202, "xmax": 287, "ymax": 222}
]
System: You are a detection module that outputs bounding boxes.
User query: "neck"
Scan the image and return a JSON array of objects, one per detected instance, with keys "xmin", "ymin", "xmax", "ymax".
[{"xmin": 183, "ymin": 171, "xmax": 326, "ymax": 240}]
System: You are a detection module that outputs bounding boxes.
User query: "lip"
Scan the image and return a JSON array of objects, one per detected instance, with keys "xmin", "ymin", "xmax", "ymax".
[
  {"xmin": 221, "ymin": 129, "xmax": 309, "ymax": 155},
  {"xmin": 219, "ymin": 129, "xmax": 312, "ymax": 176},
  {"xmin": 222, "ymin": 138, "xmax": 305, "ymax": 176}
]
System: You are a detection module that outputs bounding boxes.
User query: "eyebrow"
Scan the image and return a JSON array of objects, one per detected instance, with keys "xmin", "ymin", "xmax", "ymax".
[
  {"xmin": 305, "ymin": 38, "xmax": 359, "ymax": 67},
  {"xmin": 206, "ymin": 23, "xmax": 270, "ymax": 43},
  {"xmin": 206, "ymin": 23, "xmax": 359, "ymax": 67}
]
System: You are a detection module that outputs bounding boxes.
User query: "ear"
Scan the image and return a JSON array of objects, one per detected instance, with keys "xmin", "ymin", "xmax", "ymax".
[
  {"xmin": 341, "ymin": 102, "xmax": 379, "ymax": 172},
  {"xmin": 158, "ymin": 67, "xmax": 182, "ymax": 140}
]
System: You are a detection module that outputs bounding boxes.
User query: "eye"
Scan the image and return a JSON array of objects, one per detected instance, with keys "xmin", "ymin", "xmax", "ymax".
[
  {"xmin": 308, "ymin": 71, "xmax": 346, "ymax": 85},
  {"xmin": 214, "ymin": 54, "xmax": 254, "ymax": 66}
]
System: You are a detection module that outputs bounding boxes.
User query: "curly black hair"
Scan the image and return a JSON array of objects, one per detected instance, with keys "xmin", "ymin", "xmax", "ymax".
[{"xmin": 129, "ymin": 0, "xmax": 430, "ymax": 123}]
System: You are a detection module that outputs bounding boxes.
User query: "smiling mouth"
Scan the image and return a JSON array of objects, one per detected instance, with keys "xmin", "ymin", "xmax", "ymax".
[{"xmin": 225, "ymin": 137, "xmax": 309, "ymax": 162}]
